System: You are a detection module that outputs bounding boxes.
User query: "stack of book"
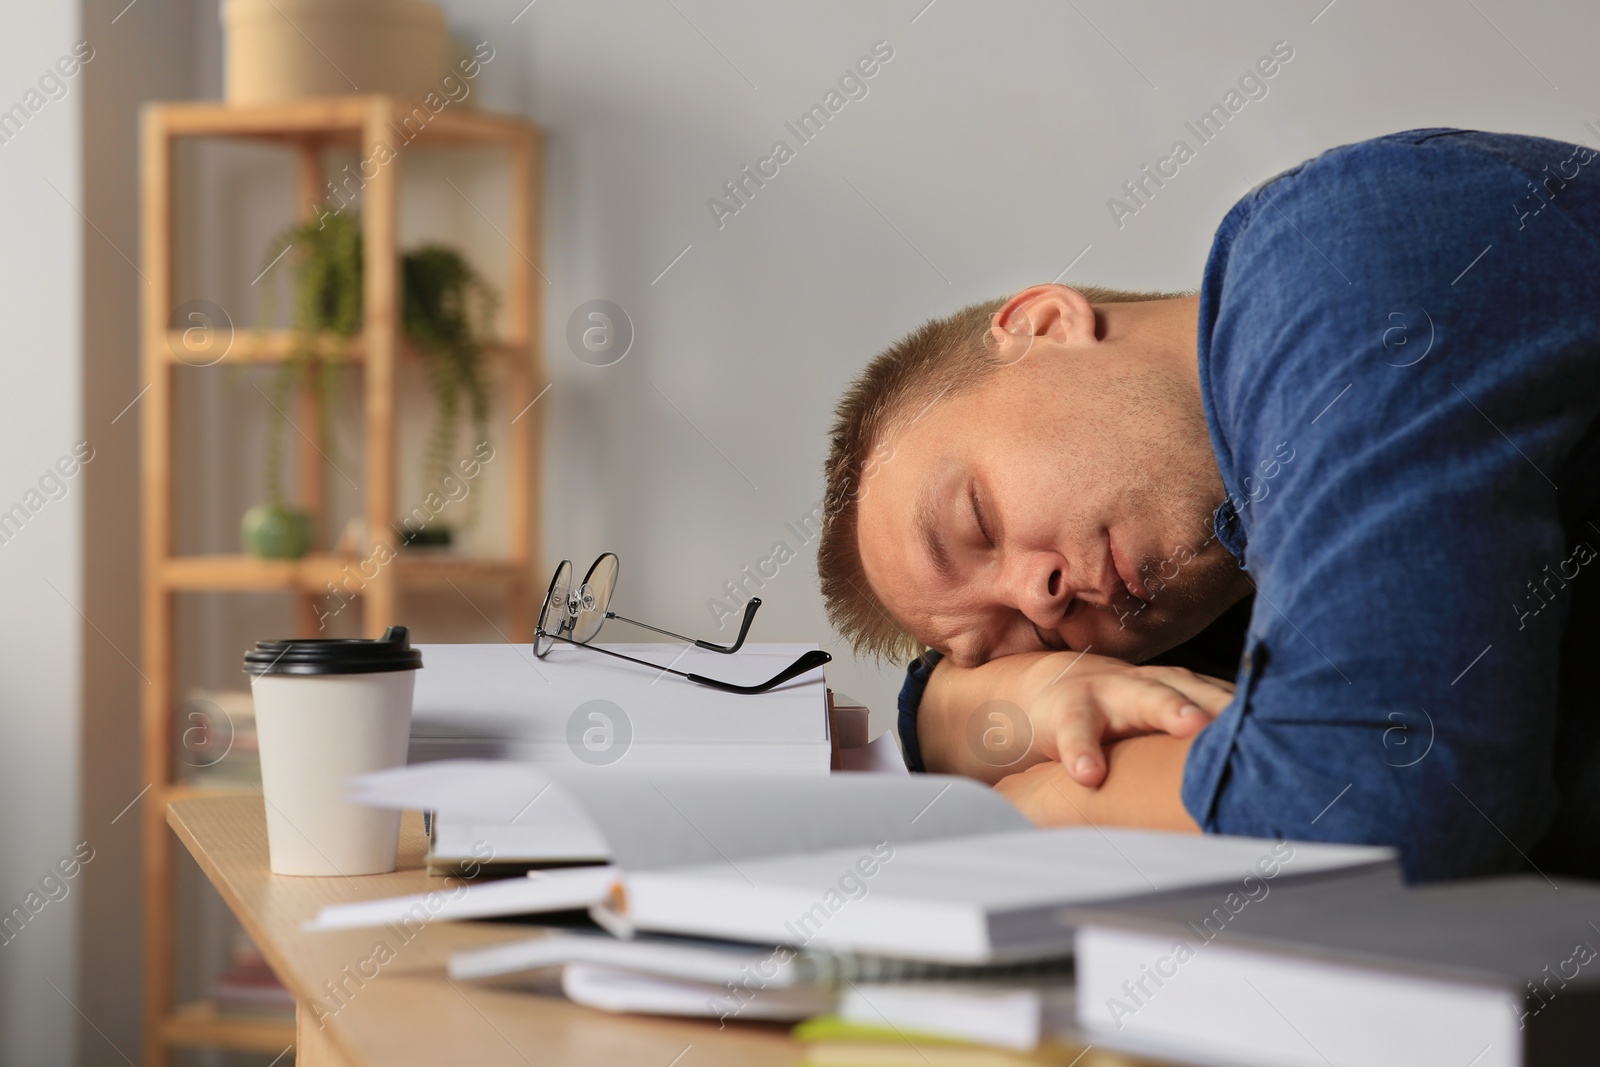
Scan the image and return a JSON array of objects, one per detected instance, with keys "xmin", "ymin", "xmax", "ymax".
[
  {"xmin": 406, "ymin": 641, "xmax": 836, "ymax": 873},
  {"xmin": 306, "ymin": 761, "xmax": 1400, "ymax": 1063},
  {"xmin": 213, "ymin": 931, "xmax": 294, "ymax": 1021},
  {"xmin": 176, "ymin": 688, "xmax": 260, "ymax": 790}
]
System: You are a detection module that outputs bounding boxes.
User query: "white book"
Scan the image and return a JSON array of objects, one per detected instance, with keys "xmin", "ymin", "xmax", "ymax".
[
  {"xmin": 1068, "ymin": 875, "xmax": 1600, "ymax": 1067},
  {"xmin": 620, "ymin": 829, "xmax": 1400, "ymax": 963},
  {"xmin": 559, "ymin": 962, "xmax": 837, "ymax": 1021},
  {"xmin": 427, "ymin": 815, "xmax": 609, "ymax": 869},
  {"xmin": 411, "ymin": 642, "xmax": 831, "ymax": 772},
  {"xmin": 839, "ymin": 983, "xmax": 1074, "ymax": 1052},
  {"xmin": 559, "ymin": 966, "xmax": 1068, "ymax": 1039}
]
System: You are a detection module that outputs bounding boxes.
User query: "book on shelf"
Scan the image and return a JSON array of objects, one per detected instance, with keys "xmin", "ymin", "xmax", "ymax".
[
  {"xmin": 175, "ymin": 688, "xmax": 261, "ymax": 790},
  {"xmin": 1068, "ymin": 873, "xmax": 1600, "ymax": 1067},
  {"xmin": 213, "ymin": 932, "xmax": 294, "ymax": 1021}
]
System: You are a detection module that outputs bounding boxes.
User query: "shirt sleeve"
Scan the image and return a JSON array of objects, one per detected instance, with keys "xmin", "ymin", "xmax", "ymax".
[
  {"xmin": 1180, "ymin": 132, "xmax": 1600, "ymax": 880},
  {"xmin": 896, "ymin": 651, "xmax": 941, "ymax": 772}
]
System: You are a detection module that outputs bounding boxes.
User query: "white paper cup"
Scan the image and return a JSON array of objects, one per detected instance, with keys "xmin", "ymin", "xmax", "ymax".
[{"xmin": 245, "ymin": 626, "xmax": 422, "ymax": 876}]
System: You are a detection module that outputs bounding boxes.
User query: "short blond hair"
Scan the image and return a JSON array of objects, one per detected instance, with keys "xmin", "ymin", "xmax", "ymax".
[{"xmin": 818, "ymin": 286, "xmax": 1185, "ymax": 661}]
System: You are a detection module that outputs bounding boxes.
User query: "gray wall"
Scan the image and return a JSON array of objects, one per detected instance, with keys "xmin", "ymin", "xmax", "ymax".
[
  {"xmin": 2, "ymin": 0, "xmax": 1599, "ymax": 1062},
  {"xmin": 77, "ymin": 2, "xmax": 204, "ymax": 1064},
  {"xmin": 449, "ymin": 0, "xmax": 1600, "ymax": 724},
  {"xmin": 0, "ymin": 5, "xmax": 84, "ymax": 1065}
]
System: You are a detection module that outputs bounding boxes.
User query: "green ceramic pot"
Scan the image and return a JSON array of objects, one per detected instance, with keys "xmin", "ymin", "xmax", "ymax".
[{"xmin": 242, "ymin": 503, "xmax": 315, "ymax": 560}]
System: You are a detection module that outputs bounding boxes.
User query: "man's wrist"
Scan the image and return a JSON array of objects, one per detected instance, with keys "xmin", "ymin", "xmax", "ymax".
[
  {"xmin": 920, "ymin": 651, "xmax": 1060, "ymax": 779},
  {"xmin": 895, "ymin": 652, "xmax": 936, "ymax": 773}
]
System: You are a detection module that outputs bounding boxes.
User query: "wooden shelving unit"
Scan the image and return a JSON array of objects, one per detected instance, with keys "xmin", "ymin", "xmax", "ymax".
[{"xmin": 139, "ymin": 95, "xmax": 544, "ymax": 1065}]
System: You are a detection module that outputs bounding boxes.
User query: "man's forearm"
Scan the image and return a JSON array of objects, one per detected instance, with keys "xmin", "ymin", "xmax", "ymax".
[{"xmin": 993, "ymin": 734, "xmax": 1202, "ymax": 832}]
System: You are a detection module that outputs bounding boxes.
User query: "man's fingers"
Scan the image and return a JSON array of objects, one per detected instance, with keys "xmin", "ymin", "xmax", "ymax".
[
  {"xmin": 1046, "ymin": 692, "xmax": 1111, "ymax": 787},
  {"xmin": 1092, "ymin": 675, "xmax": 1217, "ymax": 738},
  {"xmin": 1138, "ymin": 665, "xmax": 1237, "ymax": 713}
]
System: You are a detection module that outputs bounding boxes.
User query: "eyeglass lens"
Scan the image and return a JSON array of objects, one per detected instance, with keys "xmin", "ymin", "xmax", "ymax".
[
  {"xmin": 535, "ymin": 558, "xmax": 574, "ymax": 657},
  {"xmin": 571, "ymin": 553, "xmax": 619, "ymax": 644}
]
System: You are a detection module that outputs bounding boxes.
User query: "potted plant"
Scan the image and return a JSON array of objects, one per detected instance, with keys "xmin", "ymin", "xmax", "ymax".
[{"xmin": 243, "ymin": 212, "xmax": 496, "ymax": 558}]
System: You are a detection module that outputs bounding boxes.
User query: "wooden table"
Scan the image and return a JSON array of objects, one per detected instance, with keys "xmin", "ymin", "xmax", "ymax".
[{"xmin": 168, "ymin": 795, "xmax": 1160, "ymax": 1066}]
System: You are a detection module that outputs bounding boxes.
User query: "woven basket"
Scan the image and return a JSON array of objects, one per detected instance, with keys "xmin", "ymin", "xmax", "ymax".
[{"xmin": 223, "ymin": 0, "xmax": 448, "ymax": 103}]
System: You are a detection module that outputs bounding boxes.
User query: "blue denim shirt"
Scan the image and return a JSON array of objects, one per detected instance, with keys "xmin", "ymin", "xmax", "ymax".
[{"xmin": 898, "ymin": 128, "xmax": 1600, "ymax": 881}]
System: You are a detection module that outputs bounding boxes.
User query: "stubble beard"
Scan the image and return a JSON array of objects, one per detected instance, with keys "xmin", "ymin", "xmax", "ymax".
[{"xmin": 1112, "ymin": 476, "xmax": 1247, "ymax": 662}]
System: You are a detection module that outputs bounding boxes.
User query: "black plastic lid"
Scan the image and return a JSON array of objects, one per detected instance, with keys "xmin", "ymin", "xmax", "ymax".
[{"xmin": 244, "ymin": 626, "xmax": 423, "ymax": 676}]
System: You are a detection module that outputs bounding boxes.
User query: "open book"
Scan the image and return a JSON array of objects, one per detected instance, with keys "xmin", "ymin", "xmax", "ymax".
[{"xmin": 328, "ymin": 761, "xmax": 1400, "ymax": 963}]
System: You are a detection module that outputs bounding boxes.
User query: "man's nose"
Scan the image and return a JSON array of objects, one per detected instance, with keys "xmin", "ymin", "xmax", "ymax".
[{"xmin": 1010, "ymin": 549, "xmax": 1073, "ymax": 627}]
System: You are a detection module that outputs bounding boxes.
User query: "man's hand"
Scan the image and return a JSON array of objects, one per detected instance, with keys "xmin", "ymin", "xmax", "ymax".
[
  {"xmin": 920, "ymin": 651, "xmax": 1234, "ymax": 785},
  {"xmin": 1027, "ymin": 658, "xmax": 1232, "ymax": 786}
]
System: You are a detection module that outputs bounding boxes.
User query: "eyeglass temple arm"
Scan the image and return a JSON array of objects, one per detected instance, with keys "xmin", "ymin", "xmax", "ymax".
[
  {"xmin": 688, "ymin": 649, "xmax": 832, "ymax": 694},
  {"xmin": 544, "ymin": 636, "xmax": 830, "ymax": 695},
  {"xmin": 604, "ymin": 597, "xmax": 762, "ymax": 654}
]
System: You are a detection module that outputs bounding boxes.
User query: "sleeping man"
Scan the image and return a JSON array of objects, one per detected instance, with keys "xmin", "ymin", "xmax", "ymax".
[{"xmin": 817, "ymin": 128, "xmax": 1600, "ymax": 881}]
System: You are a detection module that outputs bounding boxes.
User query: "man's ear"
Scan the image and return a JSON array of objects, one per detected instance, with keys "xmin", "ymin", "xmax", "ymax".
[{"xmin": 989, "ymin": 285, "xmax": 1097, "ymax": 361}]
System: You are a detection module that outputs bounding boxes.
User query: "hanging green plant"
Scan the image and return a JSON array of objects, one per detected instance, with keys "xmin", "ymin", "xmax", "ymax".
[
  {"xmin": 401, "ymin": 243, "xmax": 497, "ymax": 535},
  {"xmin": 242, "ymin": 210, "xmax": 497, "ymax": 558},
  {"xmin": 244, "ymin": 212, "xmax": 362, "ymax": 559}
]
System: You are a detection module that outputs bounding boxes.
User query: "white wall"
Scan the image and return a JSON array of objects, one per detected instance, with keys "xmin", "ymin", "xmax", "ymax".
[
  {"xmin": 437, "ymin": 0, "xmax": 1600, "ymax": 729},
  {"xmin": 0, "ymin": 7, "xmax": 84, "ymax": 1066}
]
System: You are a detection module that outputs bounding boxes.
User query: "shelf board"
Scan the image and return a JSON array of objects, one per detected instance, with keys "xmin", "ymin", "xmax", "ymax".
[
  {"xmin": 158, "ymin": 329, "xmax": 529, "ymax": 367},
  {"xmin": 154, "ymin": 93, "xmax": 534, "ymax": 148},
  {"xmin": 159, "ymin": 553, "xmax": 528, "ymax": 592},
  {"xmin": 161, "ymin": 1001, "xmax": 295, "ymax": 1053}
]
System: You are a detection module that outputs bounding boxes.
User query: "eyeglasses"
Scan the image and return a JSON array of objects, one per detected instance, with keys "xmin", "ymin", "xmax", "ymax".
[{"xmin": 534, "ymin": 552, "xmax": 831, "ymax": 694}]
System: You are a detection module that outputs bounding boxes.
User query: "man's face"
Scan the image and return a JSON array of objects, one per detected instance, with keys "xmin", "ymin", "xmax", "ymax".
[{"xmin": 855, "ymin": 296, "xmax": 1247, "ymax": 668}]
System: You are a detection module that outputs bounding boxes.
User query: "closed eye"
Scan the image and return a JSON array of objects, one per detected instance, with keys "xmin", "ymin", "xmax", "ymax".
[{"xmin": 971, "ymin": 483, "xmax": 995, "ymax": 548}]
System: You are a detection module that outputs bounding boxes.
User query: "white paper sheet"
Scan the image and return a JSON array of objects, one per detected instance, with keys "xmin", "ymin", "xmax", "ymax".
[{"xmin": 304, "ymin": 866, "xmax": 619, "ymax": 931}]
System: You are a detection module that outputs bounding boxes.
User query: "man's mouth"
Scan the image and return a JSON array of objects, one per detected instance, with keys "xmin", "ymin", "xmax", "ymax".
[{"xmin": 1108, "ymin": 532, "xmax": 1150, "ymax": 604}]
